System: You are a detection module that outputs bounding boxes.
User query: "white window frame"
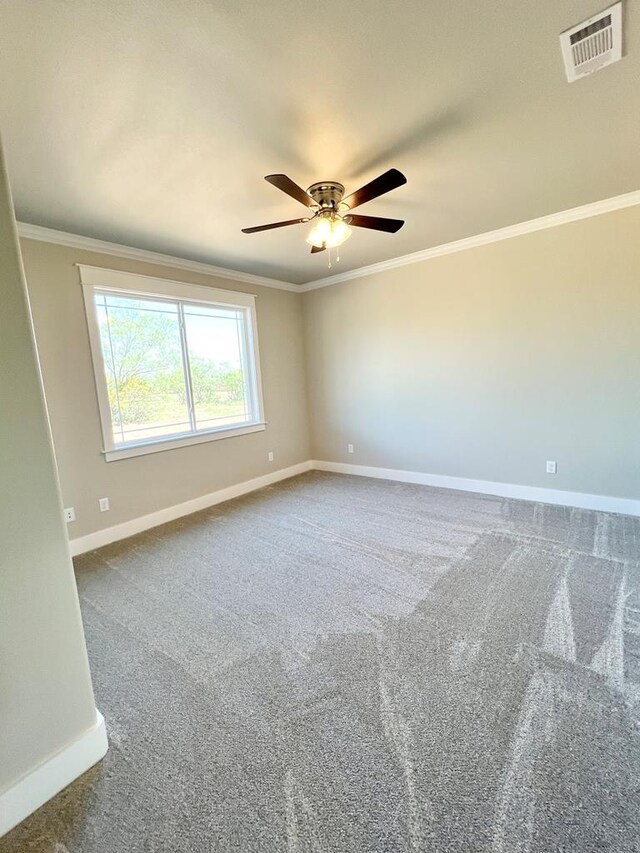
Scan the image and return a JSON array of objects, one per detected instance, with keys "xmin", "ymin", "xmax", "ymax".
[{"xmin": 79, "ymin": 265, "xmax": 266, "ymax": 462}]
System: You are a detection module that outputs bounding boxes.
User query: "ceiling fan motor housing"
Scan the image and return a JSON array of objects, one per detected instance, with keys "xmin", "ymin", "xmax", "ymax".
[{"xmin": 306, "ymin": 181, "xmax": 345, "ymax": 209}]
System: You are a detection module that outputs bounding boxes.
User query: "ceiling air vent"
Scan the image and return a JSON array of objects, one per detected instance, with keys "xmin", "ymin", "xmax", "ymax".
[{"xmin": 560, "ymin": 2, "xmax": 622, "ymax": 82}]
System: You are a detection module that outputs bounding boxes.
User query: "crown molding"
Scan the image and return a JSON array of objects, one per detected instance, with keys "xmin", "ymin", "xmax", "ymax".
[
  {"xmin": 17, "ymin": 189, "xmax": 640, "ymax": 294},
  {"xmin": 299, "ymin": 189, "xmax": 640, "ymax": 292},
  {"xmin": 16, "ymin": 222, "xmax": 300, "ymax": 292}
]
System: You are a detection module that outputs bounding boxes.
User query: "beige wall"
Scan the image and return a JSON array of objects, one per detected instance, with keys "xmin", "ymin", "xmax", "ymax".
[
  {"xmin": 0, "ymin": 140, "xmax": 98, "ymax": 797},
  {"xmin": 17, "ymin": 202, "xmax": 640, "ymax": 550},
  {"xmin": 303, "ymin": 205, "xmax": 640, "ymax": 500},
  {"xmin": 19, "ymin": 241, "xmax": 311, "ymax": 540}
]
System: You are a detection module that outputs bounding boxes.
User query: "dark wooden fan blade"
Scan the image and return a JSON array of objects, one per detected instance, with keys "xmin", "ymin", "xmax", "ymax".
[
  {"xmin": 264, "ymin": 174, "xmax": 315, "ymax": 208},
  {"xmin": 346, "ymin": 214, "xmax": 404, "ymax": 233},
  {"xmin": 310, "ymin": 244, "xmax": 326, "ymax": 253},
  {"xmin": 241, "ymin": 218, "xmax": 308, "ymax": 234},
  {"xmin": 342, "ymin": 168, "xmax": 407, "ymax": 210}
]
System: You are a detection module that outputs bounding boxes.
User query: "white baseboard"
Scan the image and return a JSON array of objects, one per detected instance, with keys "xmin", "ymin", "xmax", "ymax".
[
  {"xmin": 312, "ymin": 460, "xmax": 640, "ymax": 517},
  {"xmin": 0, "ymin": 710, "xmax": 108, "ymax": 838},
  {"xmin": 69, "ymin": 461, "xmax": 314, "ymax": 555},
  {"xmin": 69, "ymin": 457, "xmax": 638, "ymax": 557}
]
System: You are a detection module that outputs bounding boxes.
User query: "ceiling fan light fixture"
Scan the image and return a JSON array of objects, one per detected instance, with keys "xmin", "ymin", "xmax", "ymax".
[
  {"xmin": 327, "ymin": 217, "xmax": 352, "ymax": 248},
  {"xmin": 305, "ymin": 212, "xmax": 352, "ymax": 249},
  {"xmin": 242, "ymin": 169, "xmax": 406, "ymax": 255}
]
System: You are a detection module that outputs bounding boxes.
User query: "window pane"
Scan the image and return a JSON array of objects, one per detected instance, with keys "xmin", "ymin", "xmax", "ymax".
[
  {"xmin": 95, "ymin": 293, "xmax": 191, "ymax": 445},
  {"xmin": 182, "ymin": 304, "xmax": 251, "ymax": 431}
]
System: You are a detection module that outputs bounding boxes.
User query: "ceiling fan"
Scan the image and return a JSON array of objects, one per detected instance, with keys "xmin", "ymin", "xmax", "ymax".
[{"xmin": 241, "ymin": 168, "xmax": 407, "ymax": 255}]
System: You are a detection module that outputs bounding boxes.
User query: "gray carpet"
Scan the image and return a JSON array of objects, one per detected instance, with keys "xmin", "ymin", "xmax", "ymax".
[{"xmin": 3, "ymin": 471, "xmax": 640, "ymax": 852}]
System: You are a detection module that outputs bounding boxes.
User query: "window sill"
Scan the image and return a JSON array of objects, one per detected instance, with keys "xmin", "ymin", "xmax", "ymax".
[{"xmin": 103, "ymin": 422, "xmax": 266, "ymax": 462}]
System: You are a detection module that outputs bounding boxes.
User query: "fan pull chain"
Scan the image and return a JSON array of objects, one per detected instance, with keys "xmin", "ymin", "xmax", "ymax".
[{"xmin": 326, "ymin": 246, "xmax": 343, "ymax": 268}]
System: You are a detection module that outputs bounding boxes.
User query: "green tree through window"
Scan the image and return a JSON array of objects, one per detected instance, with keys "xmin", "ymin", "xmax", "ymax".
[{"xmin": 95, "ymin": 293, "xmax": 251, "ymax": 445}]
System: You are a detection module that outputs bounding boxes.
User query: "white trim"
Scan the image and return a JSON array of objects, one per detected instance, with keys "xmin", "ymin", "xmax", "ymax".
[
  {"xmin": 311, "ymin": 460, "xmax": 640, "ymax": 517},
  {"xmin": 77, "ymin": 264, "xmax": 259, "ymax": 306},
  {"xmin": 68, "ymin": 457, "xmax": 639, "ymax": 556},
  {"xmin": 18, "ymin": 190, "xmax": 640, "ymax": 294},
  {"xmin": 68, "ymin": 461, "xmax": 314, "ymax": 555},
  {"xmin": 0, "ymin": 710, "xmax": 107, "ymax": 838},
  {"xmin": 80, "ymin": 267, "xmax": 265, "ymax": 461},
  {"xmin": 103, "ymin": 422, "xmax": 266, "ymax": 462},
  {"xmin": 17, "ymin": 222, "xmax": 299, "ymax": 292},
  {"xmin": 300, "ymin": 190, "xmax": 640, "ymax": 291}
]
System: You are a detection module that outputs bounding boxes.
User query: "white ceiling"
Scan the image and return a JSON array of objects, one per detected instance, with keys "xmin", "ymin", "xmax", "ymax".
[{"xmin": 1, "ymin": 0, "xmax": 639, "ymax": 285}]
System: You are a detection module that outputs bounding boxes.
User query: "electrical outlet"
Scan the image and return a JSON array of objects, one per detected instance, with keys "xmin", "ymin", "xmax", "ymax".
[
  {"xmin": 268, "ymin": 451, "xmax": 274, "ymax": 462},
  {"xmin": 546, "ymin": 461, "xmax": 557, "ymax": 474},
  {"xmin": 99, "ymin": 497, "xmax": 110, "ymax": 512},
  {"xmin": 347, "ymin": 444, "xmax": 354, "ymax": 454},
  {"xmin": 64, "ymin": 507, "xmax": 76, "ymax": 523}
]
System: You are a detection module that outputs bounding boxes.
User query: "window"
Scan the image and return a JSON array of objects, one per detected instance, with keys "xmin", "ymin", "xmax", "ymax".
[{"xmin": 80, "ymin": 266, "xmax": 265, "ymax": 461}]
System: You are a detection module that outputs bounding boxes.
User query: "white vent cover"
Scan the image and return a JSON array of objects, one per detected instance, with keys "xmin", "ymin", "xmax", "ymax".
[{"xmin": 560, "ymin": 2, "xmax": 622, "ymax": 82}]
